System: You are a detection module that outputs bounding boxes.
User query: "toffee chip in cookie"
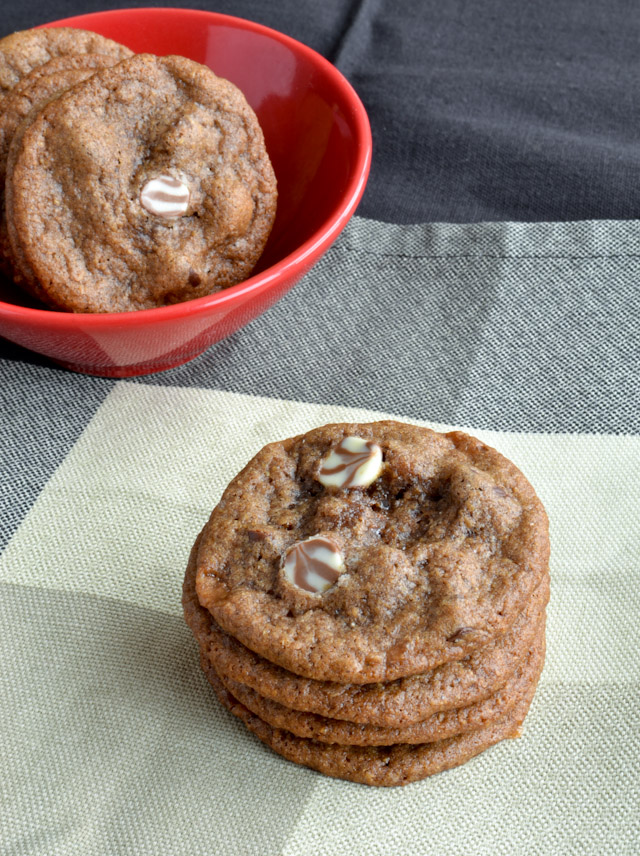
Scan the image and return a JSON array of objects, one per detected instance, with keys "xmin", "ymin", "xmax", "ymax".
[
  {"xmin": 281, "ymin": 535, "xmax": 346, "ymax": 594},
  {"xmin": 195, "ymin": 421, "xmax": 549, "ymax": 684},
  {"xmin": 0, "ymin": 27, "xmax": 132, "ymax": 99},
  {"xmin": 317, "ymin": 436, "xmax": 384, "ymax": 488},
  {"xmin": 7, "ymin": 53, "xmax": 277, "ymax": 312}
]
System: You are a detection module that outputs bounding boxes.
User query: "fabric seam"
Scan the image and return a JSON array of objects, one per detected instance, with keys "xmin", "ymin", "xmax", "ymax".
[{"xmin": 328, "ymin": 246, "xmax": 640, "ymax": 262}]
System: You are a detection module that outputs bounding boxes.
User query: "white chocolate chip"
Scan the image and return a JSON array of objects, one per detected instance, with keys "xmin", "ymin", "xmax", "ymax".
[
  {"xmin": 282, "ymin": 536, "xmax": 345, "ymax": 594},
  {"xmin": 318, "ymin": 436, "xmax": 383, "ymax": 489},
  {"xmin": 140, "ymin": 175, "xmax": 190, "ymax": 219}
]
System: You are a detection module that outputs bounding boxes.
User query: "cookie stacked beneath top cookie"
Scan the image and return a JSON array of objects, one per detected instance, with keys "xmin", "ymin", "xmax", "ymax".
[
  {"xmin": 0, "ymin": 27, "xmax": 277, "ymax": 311},
  {"xmin": 183, "ymin": 421, "xmax": 550, "ymax": 786}
]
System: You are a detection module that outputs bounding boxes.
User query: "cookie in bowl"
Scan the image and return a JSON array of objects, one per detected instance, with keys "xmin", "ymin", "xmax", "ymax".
[
  {"xmin": 0, "ymin": 54, "xmax": 127, "ymax": 294},
  {"xmin": 6, "ymin": 52, "xmax": 277, "ymax": 312},
  {"xmin": 0, "ymin": 26, "xmax": 132, "ymax": 99},
  {"xmin": 0, "ymin": 7, "xmax": 370, "ymax": 375}
]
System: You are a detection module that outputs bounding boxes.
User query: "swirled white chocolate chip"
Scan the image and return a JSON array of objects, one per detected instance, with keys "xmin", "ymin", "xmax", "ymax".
[
  {"xmin": 317, "ymin": 436, "xmax": 383, "ymax": 488},
  {"xmin": 140, "ymin": 176, "xmax": 190, "ymax": 218},
  {"xmin": 282, "ymin": 536, "xmax": 345, "ymax": 594}
]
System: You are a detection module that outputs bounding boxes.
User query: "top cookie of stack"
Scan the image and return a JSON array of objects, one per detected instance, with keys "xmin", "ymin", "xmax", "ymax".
[
  {"xmin": 184, "ymin": 420, "xmax": 550, "ymax": 786},
  {"xmin": 0, "ymin": 27, "xmax": 277, "ymax": 312}
]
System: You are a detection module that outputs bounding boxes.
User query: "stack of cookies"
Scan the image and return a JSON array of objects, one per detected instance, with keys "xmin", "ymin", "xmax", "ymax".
[
  {"xmin": 183, "ymin": 421, "xmax": 550, "ymax": 787},
  {"xmin": 0, "ymin": 27, "xmax": 276, "ymax": 312}
]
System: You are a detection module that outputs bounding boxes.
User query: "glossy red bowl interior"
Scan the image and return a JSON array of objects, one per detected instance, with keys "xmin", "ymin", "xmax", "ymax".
[{"xmin": 0, "ymin": 7, "xmax": 371, "ymax": 376}]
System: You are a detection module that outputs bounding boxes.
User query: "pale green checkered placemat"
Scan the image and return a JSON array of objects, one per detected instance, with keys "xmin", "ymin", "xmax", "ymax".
[{"xmin": 2, "ymin": 382, "xmax": 638, "ymax": 855}]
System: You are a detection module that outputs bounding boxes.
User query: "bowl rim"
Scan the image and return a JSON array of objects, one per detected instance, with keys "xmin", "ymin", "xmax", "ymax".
[{"xmin": 0, "ymin": 6, "xmax": 372, "ymax": 327}]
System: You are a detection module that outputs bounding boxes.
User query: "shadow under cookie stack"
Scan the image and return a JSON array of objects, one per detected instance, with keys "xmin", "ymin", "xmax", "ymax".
[{"xmin": 184, "ymin": 421, "xmax": 550, "ymax": 786}]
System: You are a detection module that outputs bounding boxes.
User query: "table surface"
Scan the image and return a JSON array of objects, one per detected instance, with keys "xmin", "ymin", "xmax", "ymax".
[{"xmin": 1, "ymin": 3, "xmax": 639, "ymax": 855}]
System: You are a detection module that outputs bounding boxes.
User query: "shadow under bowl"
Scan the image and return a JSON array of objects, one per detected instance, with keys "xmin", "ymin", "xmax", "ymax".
[{"xmin": 0, "ymin": 7, "xmax": 371, "ymax": 376}]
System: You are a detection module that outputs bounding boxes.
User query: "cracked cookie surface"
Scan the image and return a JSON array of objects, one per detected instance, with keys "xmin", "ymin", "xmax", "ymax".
[
  {"xmin": 0, "ymin": 27, "xmax": 132, "ymax": 99},
  {"xmin": 0, "ymin": 55, "xmax": 123, "ymax": 294},
  {"xmin": 8, "ymin": 53, "xmax": 277, "ymax": 312},
  {"xmin": 184, "ymin": 540, "xmax": 549, "ymax": 726},
  {"xmin": 195, "ymin": 421, "xmax": 549, "ymax": 683}
]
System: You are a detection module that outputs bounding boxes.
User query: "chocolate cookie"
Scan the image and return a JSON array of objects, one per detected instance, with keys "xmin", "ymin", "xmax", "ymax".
[
  {"xmin": 0, "ymin": 27, "xmax": 132, "ymax": 99},
  {"xmin": 206, "ymin": 659, "xmax": 542, "ymax": 786},
  {"xmin": 0, "ymin": 55, "xmax": 124, "ymax": 181},
  {"xmin": 195, "ymin": 421, "xmax": 550, "ymax": 683},
  {"xmin": 7, "ymin": 53, "xmax": 277, "ymax": 312},
  {"xmin": 0, "ymin": 55, "xmax": 123, "ymax": 293},
  {"xmin": 184, "ymin": 539, "xmax": 549, "ymax": 726},
  {"xmin": 205, "ymin": 634, "xmax": 544, "ymax": 745}
]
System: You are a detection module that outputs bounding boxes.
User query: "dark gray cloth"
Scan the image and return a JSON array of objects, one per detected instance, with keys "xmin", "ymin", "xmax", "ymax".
[
  {"xmin": 1, "ymin": 2, "xmax": 638, "ymax": 537},
  {"xmin": 4, "ymin": 0, "xmax": 640, "ymax": 224},
  {"xmin": 135, "ymin": 216, "xmax": 639, "ymax": 436}
]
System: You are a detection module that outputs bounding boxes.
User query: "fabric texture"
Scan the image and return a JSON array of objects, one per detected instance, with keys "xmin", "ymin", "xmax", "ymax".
[{"xmin": 135, "ymin": 216, "xmax": 640, "ymax": 435}]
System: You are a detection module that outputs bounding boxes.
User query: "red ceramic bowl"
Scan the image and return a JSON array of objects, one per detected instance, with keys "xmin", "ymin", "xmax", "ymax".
[{"xmin": 0, "ymin": 8, "xmax": 371, "ymax": 376}]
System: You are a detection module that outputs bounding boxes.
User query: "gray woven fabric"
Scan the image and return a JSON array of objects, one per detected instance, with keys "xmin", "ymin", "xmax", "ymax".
[
  {"xmin": 0, "ymin": 365, "xmax": 113, "ymax": 549},
  {"xmin": 1, "ymin": 215, "xmax": 639, "ymax": 854},
  {"xmin": 136, "ymin": 216, "xmax": 640, "ymax": 435}
]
